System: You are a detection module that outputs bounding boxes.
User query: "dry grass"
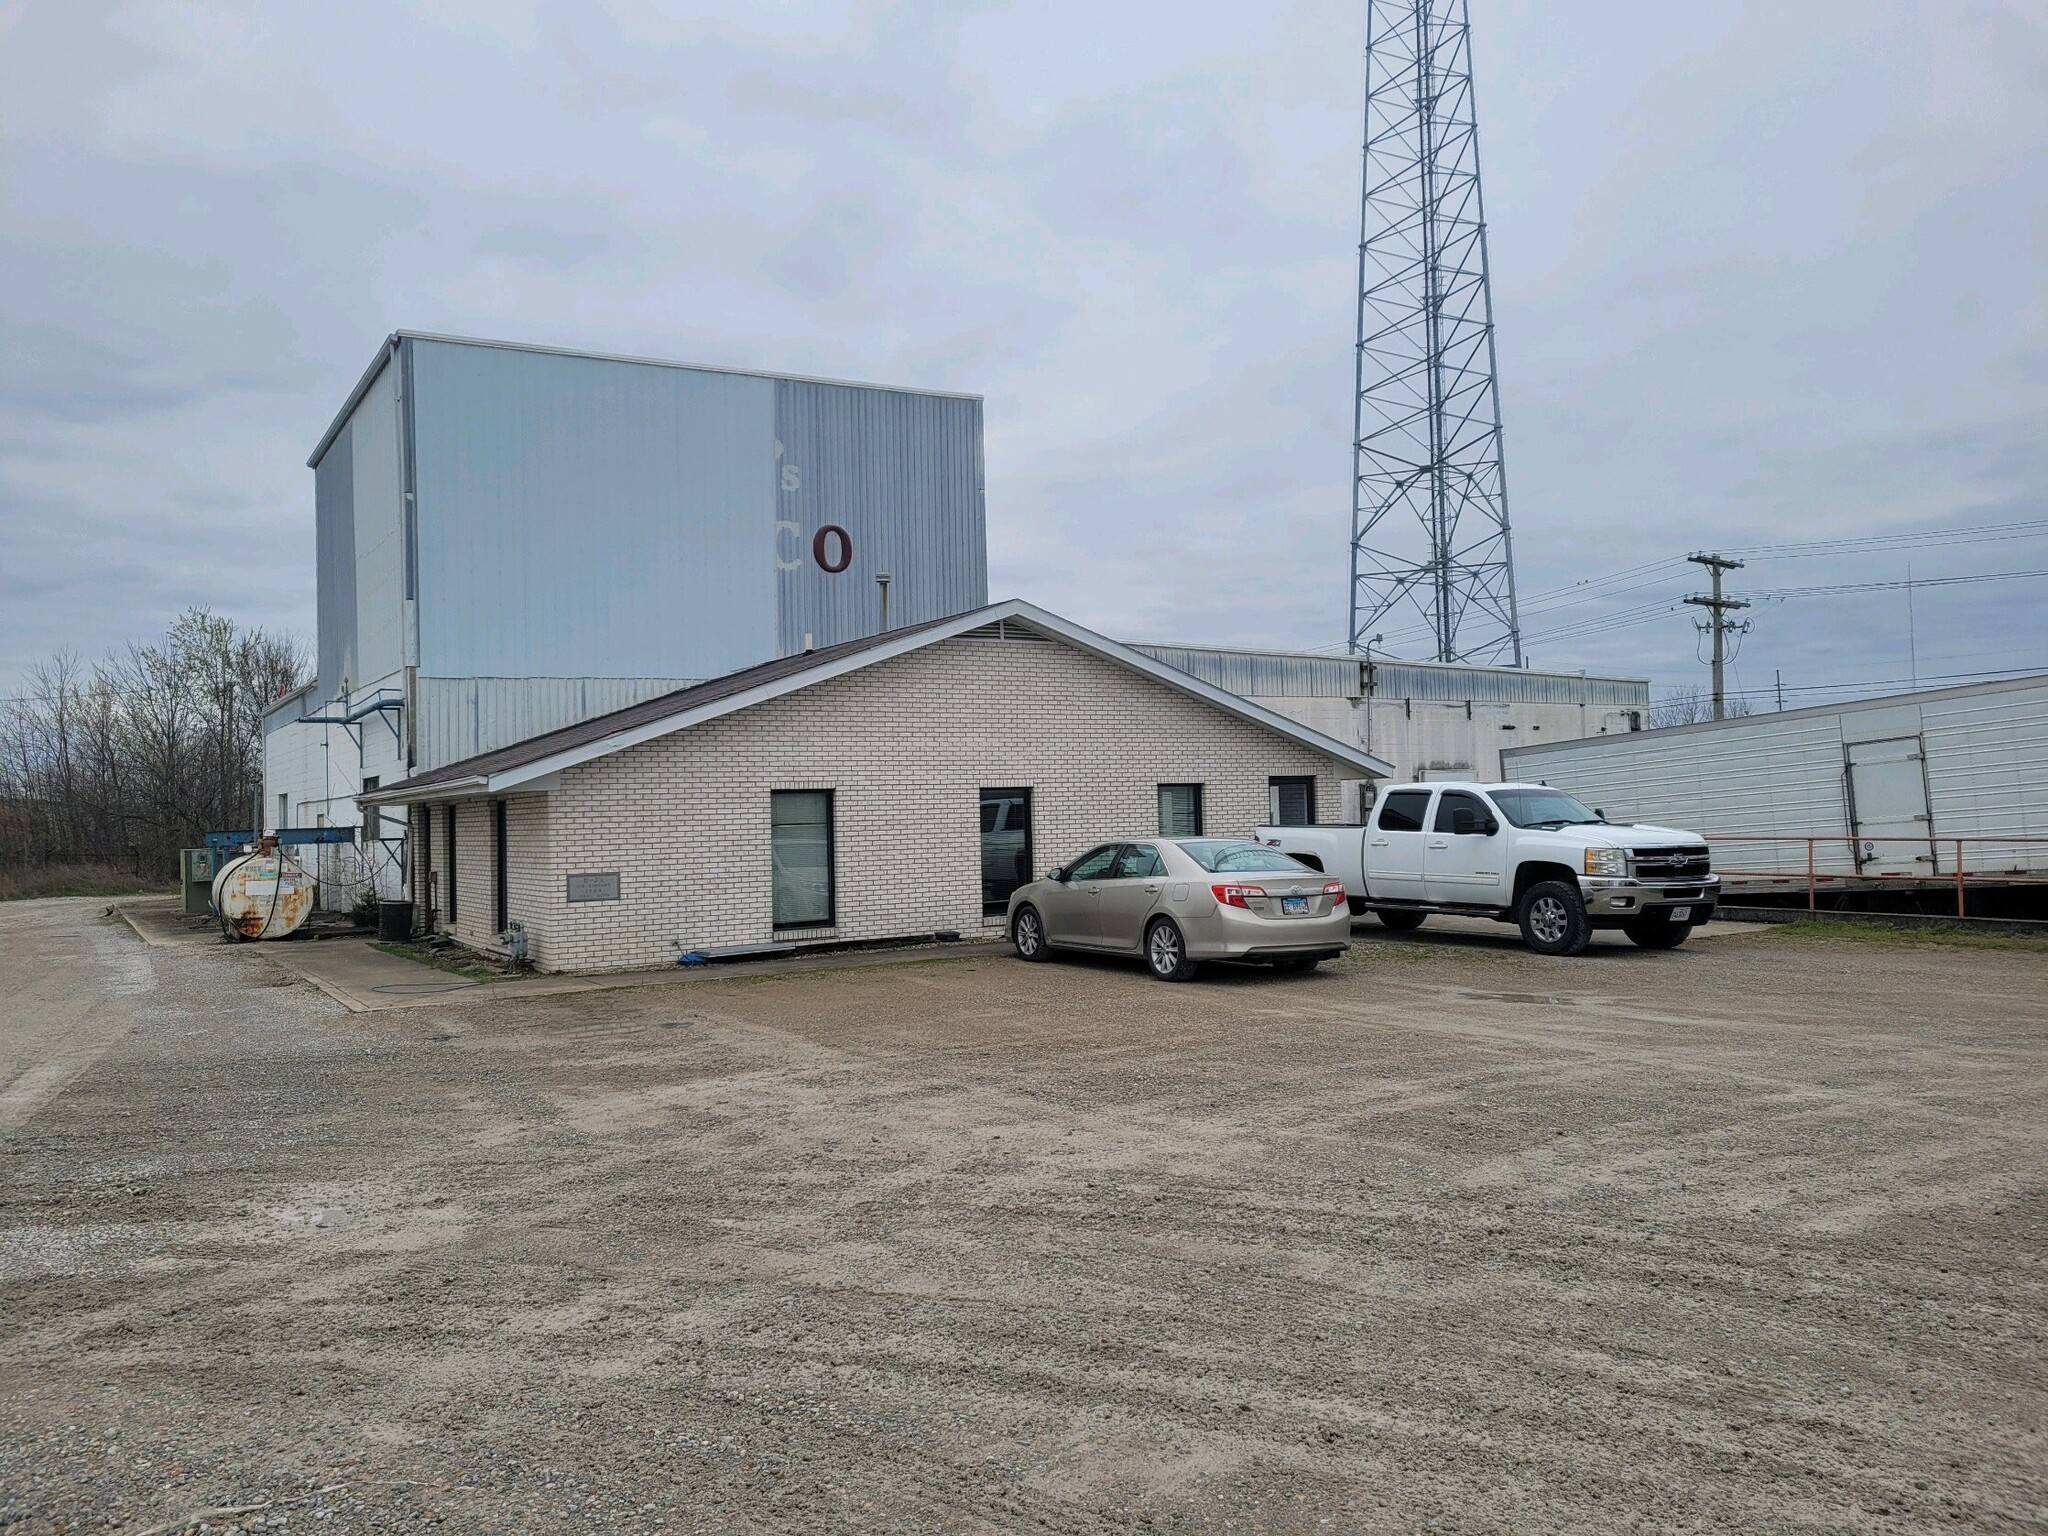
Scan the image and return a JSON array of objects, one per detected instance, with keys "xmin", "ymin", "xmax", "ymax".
[{"xmin": 0, "ymin": 863, "xmax": 166, "ymax": 901}]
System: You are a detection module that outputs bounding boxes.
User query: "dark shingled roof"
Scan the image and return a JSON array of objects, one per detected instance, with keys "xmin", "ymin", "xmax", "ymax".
[{"xmin": 385, "ymin": 609, "xmax": 969, "ymax": 793}]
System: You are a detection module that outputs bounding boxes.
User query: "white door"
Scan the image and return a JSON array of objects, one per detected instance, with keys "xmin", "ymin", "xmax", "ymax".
[
  {"xmin": 1423, "ymin": 790, "xmax": 1506, "ymax": 905},
  {"xmin": 1365, "ymin": 788, "xmax": 1434, "ymax": 900},
  {"xmin": 1845, "ymin": 736, "xmax": 1933, "ymax": 875}
]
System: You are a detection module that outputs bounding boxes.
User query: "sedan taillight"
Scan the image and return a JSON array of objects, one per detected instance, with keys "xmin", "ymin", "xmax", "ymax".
[
  {"xmin": 1322, "ymin": 881, "xmax": 1346, "ymax": 898},
  {"xmin": 1212, "ymin": 884, "xmax": 1264, "ymax": 908}
]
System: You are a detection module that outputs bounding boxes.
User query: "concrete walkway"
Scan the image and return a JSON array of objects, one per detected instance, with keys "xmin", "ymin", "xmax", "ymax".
[{"xmin": 114, "ymin": 897, "xmax": 1008, "ymax": 1012}]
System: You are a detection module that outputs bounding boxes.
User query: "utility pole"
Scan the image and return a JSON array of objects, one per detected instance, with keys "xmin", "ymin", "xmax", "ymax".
[
  {"xmin": 1683, "ymin": 552, "xmax": 1751, "ymax": 721},
  {"xmin": 1774, "ymin": 669, "xmax": 1784, "ymax": 711}
]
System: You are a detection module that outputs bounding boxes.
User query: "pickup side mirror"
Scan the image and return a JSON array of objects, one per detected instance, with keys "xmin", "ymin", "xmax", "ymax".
[{"xmin": 1482, "ymin": 816, "xmax": 1500, "ymax": 837}]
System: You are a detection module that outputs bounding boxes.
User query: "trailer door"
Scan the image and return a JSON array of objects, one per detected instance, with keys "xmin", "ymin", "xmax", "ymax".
[{"xmin": 1844, "ymin": 736, "xmax": 1933, "ymax": 876}]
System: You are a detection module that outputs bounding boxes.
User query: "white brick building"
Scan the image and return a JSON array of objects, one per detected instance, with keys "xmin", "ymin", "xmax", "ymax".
[{"xmin": 365, "ymin": 602, "xmax": 1390, "ymax": 973}]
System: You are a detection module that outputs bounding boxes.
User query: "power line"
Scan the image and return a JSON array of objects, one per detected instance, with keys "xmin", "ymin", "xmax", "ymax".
[{"xmin": 1753, "ymin": 568, "xmax": 2048, "ymax": 598}]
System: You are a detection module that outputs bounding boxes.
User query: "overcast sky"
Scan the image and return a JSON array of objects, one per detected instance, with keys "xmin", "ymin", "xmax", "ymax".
[{"xmin": 4, "ymin": 0, "xmax": 2044, "ymax": 708}]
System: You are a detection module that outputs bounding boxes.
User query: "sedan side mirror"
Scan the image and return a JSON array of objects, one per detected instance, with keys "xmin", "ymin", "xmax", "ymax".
[{"xmin": 1046, "ymin": 867, "xmax": 1066, "ymax": 883}]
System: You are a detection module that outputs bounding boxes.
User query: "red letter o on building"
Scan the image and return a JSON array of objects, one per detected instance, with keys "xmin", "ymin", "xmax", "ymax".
[{"xmin": 812, "ymin": 524, "xmax": 853, "ymax": 573}]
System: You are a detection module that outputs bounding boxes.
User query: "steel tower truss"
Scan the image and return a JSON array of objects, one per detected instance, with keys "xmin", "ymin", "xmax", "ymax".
[{"xmin": 1349, "ymin": 0, "xmax": 1522, "ymax": 664}]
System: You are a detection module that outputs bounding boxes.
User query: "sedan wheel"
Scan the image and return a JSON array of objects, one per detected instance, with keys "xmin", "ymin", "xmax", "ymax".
[
  {"xmin": 1012, "ymin": 905, "xmax": 1049, "ymax": 962},
  {"xmin": 1145, "ymin": 918, "xmax": 1200, "ymax": 982}
]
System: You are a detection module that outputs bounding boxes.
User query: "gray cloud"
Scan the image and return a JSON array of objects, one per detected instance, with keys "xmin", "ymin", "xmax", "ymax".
[{"xmin": 1, "ymin": 0, "xmax": 2043, "ymax": 710}]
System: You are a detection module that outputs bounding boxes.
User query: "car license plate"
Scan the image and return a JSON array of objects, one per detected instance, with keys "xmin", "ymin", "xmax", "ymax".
[
  {"xmin": 1283, "ymin": 897, "xmax": 1309, "ymax": 915},
  {"xmin": 1668, "ymin": 906, "xmax": 1691, "ymax": 923}
]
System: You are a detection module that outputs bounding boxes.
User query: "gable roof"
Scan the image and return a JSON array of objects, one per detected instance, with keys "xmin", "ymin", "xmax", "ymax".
[{"xmin": 361, "ymin": 600, "xmax": 1393, "ymax": 804}]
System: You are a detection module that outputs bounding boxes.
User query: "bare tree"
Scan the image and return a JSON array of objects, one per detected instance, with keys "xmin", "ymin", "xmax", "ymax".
[
  {"xmin": 1649, "ymin": 685, "xmax": 1755, "ymax": 729},
  {"xmin": 0, "ymin": 609, "xmax": 307, "ymax": 879}
]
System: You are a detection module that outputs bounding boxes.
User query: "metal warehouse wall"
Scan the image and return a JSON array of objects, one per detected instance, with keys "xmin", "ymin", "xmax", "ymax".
[
  {"xmin": 312, "ymin": 359, "xmax": 405, "ymax": 703},
  {"xmin": 1133, "ymin": 645, "xmax": 1649, "ymax": 708},
  {"xmin": 1500, "ymin": 675, "xmax": 2048, "ymax": 877}
]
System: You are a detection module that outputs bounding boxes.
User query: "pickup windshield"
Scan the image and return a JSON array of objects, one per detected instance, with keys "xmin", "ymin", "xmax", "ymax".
[
  {"xmin": 1490, "ymin": 788, "xmax": 1606, "ymax": 829},
  {"xmin": 1174, "ymin": 840, "xmax": 1316, "ymax": 874}
]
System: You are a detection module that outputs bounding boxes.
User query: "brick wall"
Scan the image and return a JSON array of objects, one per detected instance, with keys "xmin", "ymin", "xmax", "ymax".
[
  {"xmin": 449, "ymin": 800, "xmax": 498, "ymax": 950},
  {"xmin": 446, "ymin": 633, "xmax": 1349, "ymax": 974}
]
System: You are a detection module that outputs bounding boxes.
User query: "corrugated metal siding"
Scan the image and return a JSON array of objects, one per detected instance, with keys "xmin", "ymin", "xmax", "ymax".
[
  {"xmin": 1131, "ymin": 645, "xmax": 1648, "ymax": 706},
  {"xmin": 415, "ymin": 675, "xmax": 704, "ymax": 771},
  {"xmin": 350, "ymin": 361, "xmax": 405, "ymax": 686},
  {"xmin": 314, "ymin": 423, "xmax": 355, "ymax": 701},
  {"xmin": 1920, "ymin": 680, "xmax": 2048, "ymax": 861},
  {"xmin": 409, "ymin": 338, "xmax": 778, "ymax": 680},
  {"xmin": 773, "ymin": 379, "xmax": 986, "ymax": 653}
]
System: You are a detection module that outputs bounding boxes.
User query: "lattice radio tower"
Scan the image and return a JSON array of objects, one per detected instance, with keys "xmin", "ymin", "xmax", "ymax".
[{"xmin": 1349, "ymin": 0, "xmax": 1523, "ymax": 665}]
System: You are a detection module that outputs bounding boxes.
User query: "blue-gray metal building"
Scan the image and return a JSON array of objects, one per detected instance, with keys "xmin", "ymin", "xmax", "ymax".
[
  {"xmin": 267, "ymin": 332, "xmax": 986, "ymax": 903},
  {"xmin": 296, "ymin": 331, "xmax": 985, "ymax": 767}
]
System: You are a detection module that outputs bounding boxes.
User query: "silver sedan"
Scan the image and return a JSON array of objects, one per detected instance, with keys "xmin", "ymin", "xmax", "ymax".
[{"xmin": 1006, "ymin": 839, "xmax": 1351, "ymax": 981}]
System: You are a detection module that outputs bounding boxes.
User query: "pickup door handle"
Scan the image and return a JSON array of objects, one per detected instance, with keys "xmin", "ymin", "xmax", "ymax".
[
  {"xmin": 1369, "ymin": 838, "xmax": 1389, "ymax": 847},
  {"xmin": 1427, "ymin": 839, "xmax": 1449, "ymax": 849}
]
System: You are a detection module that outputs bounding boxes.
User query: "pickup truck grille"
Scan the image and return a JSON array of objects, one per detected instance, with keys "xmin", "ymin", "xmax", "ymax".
[{"xmin": 1635, "ymin": 845, "xmax": 1711, "ymax": 879}]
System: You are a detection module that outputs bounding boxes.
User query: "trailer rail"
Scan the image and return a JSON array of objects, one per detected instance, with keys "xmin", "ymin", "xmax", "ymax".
[{"xmin": 1709, "ymin": 835, "xmax": 2048, "ymax": 916}]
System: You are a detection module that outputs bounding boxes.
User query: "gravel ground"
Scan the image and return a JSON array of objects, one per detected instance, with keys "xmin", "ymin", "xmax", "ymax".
[{"xmin": 1, "ymin": 897, "xmax": 2043, "ymax": 1535}]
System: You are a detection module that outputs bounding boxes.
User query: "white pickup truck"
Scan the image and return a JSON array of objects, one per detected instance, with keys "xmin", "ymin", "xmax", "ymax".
[{"xmin": 1255, "ymin": 781, "xmax": 1718, "ymax": 956}]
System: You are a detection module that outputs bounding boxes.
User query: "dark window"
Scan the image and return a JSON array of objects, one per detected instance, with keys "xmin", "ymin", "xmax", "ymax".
[
  {"xmin": 1113, "ymin": 843, "xmax": 1166, "ymax": 879},
  {"xmin": 493, "ymin": 800, "xmax": 508, "ymax": 934},
  {"xmin": 1376, "ymin": 790, "xmax": 1431, "ymax": 833},
  {"xmin": 1433, "ymin": 791, "xmax": 1491, "ymax": 834},
  {"xmin": 445, "ymin": 805, "xmax": 458, "ymax": 923},
  {"xmin": 1174, "ymin": 840, "xmax": 1319, "ymax": 874},
  {"xmin": 1268, "ymin": 776, "xmax": 1316, "ymax": 827},
  {"xmin": 1490, "ymin": 787, "xmax": 1603, "ymax": 829},
  {"xmin": 980, "ymin": 787, "xmax": 1032, "ymax": 914},
  {"xmin": 1064, "ymin": 845, "xmax": 1121, "ymax": 882},
  {"xmin": 771, "ymin": 790, "xmax": 835, "ymax": 927},
  {"xmin": 362, "ymin": 776, "xmax": 381, "ymax": 842},
  {"xmin": 1157, "ymin": 783, "xmax": 1204, "ymax": 837}
]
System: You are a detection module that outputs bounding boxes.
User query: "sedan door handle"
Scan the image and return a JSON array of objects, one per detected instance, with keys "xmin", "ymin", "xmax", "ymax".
[{"xmin": 1143, "ymin": 884, "xmax": 1161, "ymax": 893}]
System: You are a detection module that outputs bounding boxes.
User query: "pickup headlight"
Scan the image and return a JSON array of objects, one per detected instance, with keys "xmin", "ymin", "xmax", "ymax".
[{"xmin": 1583, "ymin": 847, "xmax": 1629, "ymax": 877}]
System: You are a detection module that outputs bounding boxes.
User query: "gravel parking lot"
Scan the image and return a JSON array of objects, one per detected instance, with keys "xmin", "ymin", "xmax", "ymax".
[{"xmin": 1, "ymin": 898, "xmax": 2043, "ymax": 1535}]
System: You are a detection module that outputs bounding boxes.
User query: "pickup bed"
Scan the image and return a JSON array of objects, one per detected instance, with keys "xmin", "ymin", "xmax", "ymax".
[{"xmin": 1256, "ymin": 780, "xmax": 1718, "ymax": 956}]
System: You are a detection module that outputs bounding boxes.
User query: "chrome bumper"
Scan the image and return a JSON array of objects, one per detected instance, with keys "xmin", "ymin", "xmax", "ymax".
[{"xmin": 1577, "ymin": 873, "xmax": 1720, "ymax": 916}]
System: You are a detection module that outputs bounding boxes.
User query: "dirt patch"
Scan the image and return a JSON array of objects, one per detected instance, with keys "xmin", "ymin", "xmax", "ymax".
[{"xmin": 1, "ymin": 904, "xmax": 2043, "ymax": 1533}]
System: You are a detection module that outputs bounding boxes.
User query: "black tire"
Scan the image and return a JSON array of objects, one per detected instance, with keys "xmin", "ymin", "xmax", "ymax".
[
  {"xmin": 1011, "ymin": 904, "xmax": 1050, "ymax": 962},
  {"xmin": 1376, "ymin": 908, "xmax": 1428, "ymax": 932},
  {"xmin": 1517, "ymin": 879, "xmax": 1592, "ymax": 956},
  {"xmin": 1623, "ymin": 914, "xmax": 1694, "ymax": 949},
  {"xmin": 1144, "ymin": 917, "xmax": 1202, "ymax": 982}
]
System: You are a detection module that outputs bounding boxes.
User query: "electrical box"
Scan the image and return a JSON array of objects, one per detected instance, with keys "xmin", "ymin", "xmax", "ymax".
[{"xmin": 181, "ymin": 848, "xmax": 217, "ymax": 915}]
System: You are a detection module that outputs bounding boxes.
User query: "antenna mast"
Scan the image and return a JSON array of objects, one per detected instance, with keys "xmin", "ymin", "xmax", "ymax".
[{"xmin": 1349, "ymin": 0, "xmax": 1523, "ymax": 664}]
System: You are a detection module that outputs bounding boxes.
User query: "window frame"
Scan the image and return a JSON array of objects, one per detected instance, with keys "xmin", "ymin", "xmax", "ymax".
[
  {"xmin": 1432, "ymin": 790, "xmax": 1490, "ymax": 835},
  {"xmin": 1268, "ymin": 775, "xmax": 1317, "ymax": 827},
  {"xmin": 1375, "ymin": 789, "xmax": 1433, "ymax": 833},
  {"xmin": 979, "ymin": 786, "xmax": 1033, "ymax": 916},
  {"xmin": 770, "ymin": 788, "xmax": 837, "ymax": 930},
  {"xmin": 445, "ymin": 805, "xmax": 457, "ymax": 923},
  {"xmin": 1157, "ymin": 782, "xmax": 1204, "ymax": 837}
]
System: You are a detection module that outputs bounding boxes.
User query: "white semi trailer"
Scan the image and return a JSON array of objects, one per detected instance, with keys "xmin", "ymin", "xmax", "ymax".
[{"xmin": 1497, "ymin": 674, "xmax": 2048, "ymax": 901}]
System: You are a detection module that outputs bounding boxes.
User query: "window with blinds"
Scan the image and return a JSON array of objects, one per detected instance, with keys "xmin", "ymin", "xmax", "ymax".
[
  {"xmin": 1157, "ymin": 783, "xmax": 1204, "ymax": 837},
  {"xmin": 1268, "ymin": 776, "xmax": 1316, "ymax": 827}
]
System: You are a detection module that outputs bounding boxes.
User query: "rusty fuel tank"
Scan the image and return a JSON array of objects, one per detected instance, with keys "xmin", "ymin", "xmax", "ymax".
[{"xmin": 211, "ymin": 844, "xmax": 314, "ymax": 940}]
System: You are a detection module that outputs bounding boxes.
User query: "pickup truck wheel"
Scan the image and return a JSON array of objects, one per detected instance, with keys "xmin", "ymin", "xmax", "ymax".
[
  {"xmin": 1622, "ymin": 914, "xmax": 1694, "ymax": 949},
  {"xmin": 1144, "ymin": 918, "xmax": 1202, "ymax": 982},
  {"xmin": 1011, "ymin": 905, "xmax": 1050, "ymax": 961},
  {"xmin": 1376, "ymin": 909, "xmax": 1427, "ymax": 932},
  {"xmin": 1518, "ymin": 880, "xmax": 1592, "ymax": 956}
]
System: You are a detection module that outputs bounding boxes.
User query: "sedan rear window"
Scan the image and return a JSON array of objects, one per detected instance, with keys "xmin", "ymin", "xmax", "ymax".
[{"xmin": 1174, "ymin": 840, "xmax": 1316, "ymax": 874}]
